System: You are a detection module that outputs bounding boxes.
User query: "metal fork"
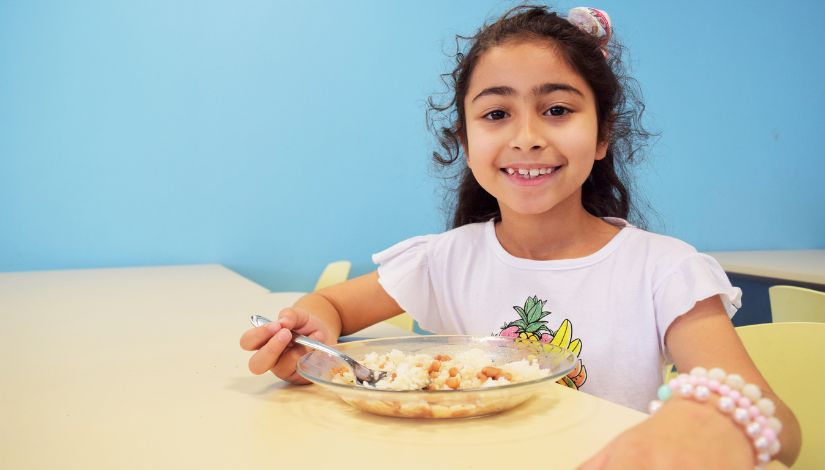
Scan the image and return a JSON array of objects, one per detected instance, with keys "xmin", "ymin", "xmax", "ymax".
[{"xmin": 249, "ymin": 314, "xmax": 387, "ymax": 386}]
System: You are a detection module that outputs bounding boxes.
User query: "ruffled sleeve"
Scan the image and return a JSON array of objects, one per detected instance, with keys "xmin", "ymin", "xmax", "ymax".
[
  {"xmin": 372, "ymin": 235, "xmax": 443, "ymax": 332},
  {"xmin": 653, "ymin": 253, "xmax": 743, "ymax": 358}
]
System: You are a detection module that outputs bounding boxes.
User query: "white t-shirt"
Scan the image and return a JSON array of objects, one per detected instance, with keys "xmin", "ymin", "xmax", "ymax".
[{"xmin": 372, "ymin": 218, "xmax": 742, "ymax": 412}]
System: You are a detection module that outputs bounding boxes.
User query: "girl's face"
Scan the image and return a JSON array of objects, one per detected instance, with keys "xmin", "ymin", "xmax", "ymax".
[{"xmin": 463, "ymin": 40, "xmax": 607, "ymax": 219}]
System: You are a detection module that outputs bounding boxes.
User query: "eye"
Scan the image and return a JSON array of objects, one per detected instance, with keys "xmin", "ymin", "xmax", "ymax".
[
  {"xmin": 545, "ymin": 106, "xmax": 570, "ymax": 117},
  {"xmin": 483, "ymin": 110, "xmax": 508, "ymax": 120}
]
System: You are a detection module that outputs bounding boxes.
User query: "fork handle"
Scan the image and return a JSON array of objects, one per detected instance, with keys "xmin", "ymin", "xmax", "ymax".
[{"xmin": 248, "ymin": 314, "xmax": 358, "ymax": 369}]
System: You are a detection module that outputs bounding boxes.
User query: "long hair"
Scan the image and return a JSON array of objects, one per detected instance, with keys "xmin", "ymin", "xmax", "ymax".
[{"xmin": 427, "ymin": 4, "xmax": 654, "ymax": 228}]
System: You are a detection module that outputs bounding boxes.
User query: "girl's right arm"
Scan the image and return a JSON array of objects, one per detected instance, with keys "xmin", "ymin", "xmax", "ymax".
[{"xmin": 238, "ymin": 271, "xmax": 404, "ymax": 384}]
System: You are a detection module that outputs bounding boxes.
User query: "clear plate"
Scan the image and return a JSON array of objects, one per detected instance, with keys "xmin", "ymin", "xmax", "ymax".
[{"xmin": 297, "ymin": 335, "xmax": 577, "ymax": 419}]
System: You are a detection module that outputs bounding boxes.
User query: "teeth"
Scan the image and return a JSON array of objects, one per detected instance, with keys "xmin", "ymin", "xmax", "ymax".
[{"xmin": 505, "ymin": 167, "xmax": 557, "ymax": 178}]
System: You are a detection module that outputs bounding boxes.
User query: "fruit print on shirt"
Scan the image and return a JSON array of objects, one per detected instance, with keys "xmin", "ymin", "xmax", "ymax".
[{"xmin": 495, "ymin": 295, "xmax": 587, "ymax": 389}]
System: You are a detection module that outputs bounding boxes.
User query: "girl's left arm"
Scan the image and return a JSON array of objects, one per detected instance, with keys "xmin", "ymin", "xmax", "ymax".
[
  {"xmin": 580, "ymin": 295, "xmax": 801, "ymax": 469},
  {"xmin": 664, "ymin": 295, "xmax": 801, "ymax": 466}
]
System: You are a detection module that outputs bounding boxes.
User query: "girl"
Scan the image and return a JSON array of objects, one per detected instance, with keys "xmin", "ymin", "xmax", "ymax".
[{"xmin": 240, "ymin": 5, "xmax": 800, "ymax": 468}]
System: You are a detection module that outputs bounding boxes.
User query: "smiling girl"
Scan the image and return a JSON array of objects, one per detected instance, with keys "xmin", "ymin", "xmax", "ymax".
[{"xmin": 241, "ymin": 5, "xmax": 801, "ymax": 468}]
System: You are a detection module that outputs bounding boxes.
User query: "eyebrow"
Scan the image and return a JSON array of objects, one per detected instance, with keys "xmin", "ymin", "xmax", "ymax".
[{"xmin": 471, "ymin": 82, "xmax": 584, "ymax": 103}]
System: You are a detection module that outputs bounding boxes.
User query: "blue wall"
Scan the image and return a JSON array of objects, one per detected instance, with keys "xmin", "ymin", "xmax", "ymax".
[{"xmin": 2, "ymin": 1, "xmax": 824, "ymax": 291}]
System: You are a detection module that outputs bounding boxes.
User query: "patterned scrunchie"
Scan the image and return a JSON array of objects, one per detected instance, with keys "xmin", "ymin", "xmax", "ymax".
[{"xmin": 566, "ymin": 7, "xmax": 612, "ymax": 57}]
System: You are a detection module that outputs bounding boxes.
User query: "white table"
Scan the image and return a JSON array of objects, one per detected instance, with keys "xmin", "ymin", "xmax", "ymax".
[
  {"xmin": 707, "ymin": 250, "xmax": 825, "ymax": 285},
  {"xmin": 0, "ymin": 265, "xmax": 785, "ymax": 469}
]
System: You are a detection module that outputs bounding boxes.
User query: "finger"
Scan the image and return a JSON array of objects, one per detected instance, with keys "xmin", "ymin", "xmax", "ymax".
[
  {"xmin": 239, "ymin": 323, "xmax": 282, "ymax": 351},
  {"xmin": 271, "ymin": 330, "xmax": 326, "ymax": 380},
  {"xmin": 278, "ymin": 369, "xmax": 311, "ymax": 385},
  {"xmin": 270, "ymin": 341, "xmax": 310, "ymax": 379},
  {"xmin": 248, "ymin": 328, "xmax": 292, "ymax": 375},
  {"xmin": 276, "ymin": 308, "xmax": 308, "ymax": 330}
]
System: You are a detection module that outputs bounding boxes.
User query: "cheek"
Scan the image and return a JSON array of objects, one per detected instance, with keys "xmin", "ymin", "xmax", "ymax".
[{"xmin": 465, "ymin": 126, "xmax": 497, "ymax": 163}]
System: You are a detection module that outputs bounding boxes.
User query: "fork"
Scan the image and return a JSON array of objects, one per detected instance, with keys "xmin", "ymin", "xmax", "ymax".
[{"xmin": 249, "ymin": 314, "xmax": 388, "ymax": 386}]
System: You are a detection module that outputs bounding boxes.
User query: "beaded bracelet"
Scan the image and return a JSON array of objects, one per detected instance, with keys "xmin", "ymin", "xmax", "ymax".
[{"xmin": 648, "ymin": 367, "xmax": 782, "ymax": 470}]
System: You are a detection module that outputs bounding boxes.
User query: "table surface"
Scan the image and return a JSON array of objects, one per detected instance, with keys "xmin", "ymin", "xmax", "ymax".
[
  {"xmin": 0, "ymin": 265, "xmax": 786, "ymax": 469},
  {"xmin": 707, "ymin": 249, "xmax": 825, "ymax": 285}
]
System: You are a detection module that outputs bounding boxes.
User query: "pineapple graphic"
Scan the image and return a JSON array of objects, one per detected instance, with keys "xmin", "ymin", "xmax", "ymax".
[{"xmin": 497, "ymin": 295, "xmax": 587, "ymax": 389}]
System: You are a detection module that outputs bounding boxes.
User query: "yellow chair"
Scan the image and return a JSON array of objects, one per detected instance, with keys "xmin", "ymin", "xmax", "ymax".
[
  {"xmin": 313, "ymin": 260, "xmax": 351, "ymax": 291},
  {"xmin": 769, "ymin": 285, "xmax": 825, "ymax": 323},
  {"xmin": 384, "ymin": 312, "xmax": 415, "ymax": 331},
  {"xmin": 736, "ymin": 322, "xmax": 825, "ymax": 470}
]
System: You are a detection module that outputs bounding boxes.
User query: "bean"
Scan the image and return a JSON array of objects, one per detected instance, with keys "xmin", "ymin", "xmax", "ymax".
[{"xmin": 482, "ymin": 366, "xmax": 502, "ymax": 379}]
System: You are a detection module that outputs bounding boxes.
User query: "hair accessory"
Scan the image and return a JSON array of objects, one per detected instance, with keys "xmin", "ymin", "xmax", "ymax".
[
  {"xmin": 566, "ymin": 7, "xmax": 612, "ymax": 57},
  {"xmin": 649, "ymin": 367, "xmax": 782, "ymax": 470}
]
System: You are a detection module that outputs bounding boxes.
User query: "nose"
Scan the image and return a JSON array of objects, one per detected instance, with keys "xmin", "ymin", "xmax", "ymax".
[{"xmin": 509, "ymin": 113, "xmax": 547, "ymax": 151}]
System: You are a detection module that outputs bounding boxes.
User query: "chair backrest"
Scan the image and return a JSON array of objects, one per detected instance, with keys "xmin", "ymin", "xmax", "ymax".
[
  {"xmin": 769, "ymin": 285, "xmax": 825, "ymax": 323},
  {"xmin": 313, "ymin": 261, "xmax": 351, "ymax": 291},
  {"xmin": 736, "ymin": 322, "xmax": 825, "ymax": 470},
  {"xmin": 384, "ymin": 312, "xmax": 415, "ymax": 332}
]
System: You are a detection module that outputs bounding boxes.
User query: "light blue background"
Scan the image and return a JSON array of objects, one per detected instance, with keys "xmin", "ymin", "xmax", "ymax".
[{"xmin": 2, "ymin": 1, "xmax": 824, "ymax": 291}]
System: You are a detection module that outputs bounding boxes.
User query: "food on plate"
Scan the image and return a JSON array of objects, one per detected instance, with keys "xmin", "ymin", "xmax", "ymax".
[{"xmin": 331, "ymin": 348, "xmax": 549, "ymax": 390}]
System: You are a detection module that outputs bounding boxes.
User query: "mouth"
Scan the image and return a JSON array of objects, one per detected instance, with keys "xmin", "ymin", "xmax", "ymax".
[{"xmin": 500, "ymin": 165, "xmax": 562, "ymax": 181}]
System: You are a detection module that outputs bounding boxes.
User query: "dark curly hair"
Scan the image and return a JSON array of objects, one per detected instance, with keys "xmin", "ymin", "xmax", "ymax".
[{"xmin": 427, "ymin": 4, "xmax": 653, "ymax": 229}]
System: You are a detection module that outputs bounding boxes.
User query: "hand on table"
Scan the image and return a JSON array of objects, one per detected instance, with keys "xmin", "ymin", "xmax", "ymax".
[
  {"xmin": 239, "ymin": 307, "xmax": 335, "ymax": 384},
  {"xmin": 578, "ymin": 399, "xmax": 754, "ymax": 470}
]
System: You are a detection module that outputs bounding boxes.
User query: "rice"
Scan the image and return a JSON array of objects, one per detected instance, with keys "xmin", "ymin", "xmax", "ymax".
[{"xmin": 330, "ymin": 348, "xmax": 548, "ymax": 390}]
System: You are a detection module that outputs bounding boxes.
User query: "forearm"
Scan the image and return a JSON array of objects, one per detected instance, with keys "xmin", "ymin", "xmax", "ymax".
[{"xmin": 655, "ymin": 379, "xmax": 801, "ymax": 467}]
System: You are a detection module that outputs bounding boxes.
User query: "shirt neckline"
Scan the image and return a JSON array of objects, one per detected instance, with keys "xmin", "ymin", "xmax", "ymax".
[{"xmin": 485, "ymin": 217, "xmax": 634, "ymax": 270}]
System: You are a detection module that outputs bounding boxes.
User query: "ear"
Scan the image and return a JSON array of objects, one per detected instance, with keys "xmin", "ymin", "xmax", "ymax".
[
  {"xmin": 595, "ymin": 138, "xmax": 609, "ymax": 161},
  {"xmin": 595, "ymin": 116, "xmax": 614, "ymax": 161}
]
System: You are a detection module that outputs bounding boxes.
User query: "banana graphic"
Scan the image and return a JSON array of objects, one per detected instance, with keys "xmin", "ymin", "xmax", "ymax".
[
  {"xmin": 550, "ymin": 319, "xmax": 572, "ymax": 347},
  {"xmin": 568, "ymin": 338, "xmax": 582, "ymax": 357}
]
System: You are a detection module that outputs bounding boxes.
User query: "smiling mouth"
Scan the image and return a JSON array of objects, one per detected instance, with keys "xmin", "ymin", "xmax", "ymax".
[{"xmin": 500, "ymin": 166, "xmax": 562, "ymax": 180}]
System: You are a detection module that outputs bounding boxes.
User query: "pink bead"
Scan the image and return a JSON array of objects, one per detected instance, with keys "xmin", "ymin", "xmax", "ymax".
[
  {"xmin": 688, "ymin": 375, "xmax": 698, "ymax": 385},
  {"xmin": 668, "ymin": 378, "xmax": 680, "ymax": 389},
  {"xmin": 708, "ymin": 379, "xmax": 719, "ymax": 391},
  {"xmin": 755, "ymin": 415, "xmax": 766, "ymax": 424},
  {"xmin": 762, "ymin": 427, "xmax": 777, "ymax": 441},
  {"xmin": 729, "ymin": 390, "xmax": 741, "ymax": 401},
  {"xmin": 719, "ymin": 384, "xmax": 731, "ymax": 396},
  {"xmin": 738, "ymin": 397, "xmax": 752, "ymax": 408},
  {"xmin": 697, "ymin": 377, "xmax": 708, "ymax": 387},
  {"xmin": 749, "ymin": 405, "xmax": 761, "ymax": 418}
]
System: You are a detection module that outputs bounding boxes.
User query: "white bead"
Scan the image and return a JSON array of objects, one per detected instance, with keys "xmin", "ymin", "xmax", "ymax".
[
  {"xmin": 757, "ymin": 452, "xmax": 771, "ymax": 464},
  {"xmin": 757, "ymin": 398, "xmax": 776, "ymax": 417},
  {"xmin": 742, "ymin": 383, "xmax": 762, "ymax": 401},
  {"xmin": 679, "ymin": 383, "xmax": 694, "ymax": 397},
  {"xmin": 725, "ymin": 373, "xmax": 745, "ymax": 390},
  {"xmin": 768, "ymin": 439, "xmax": 781, "ymax": 456},
  {"xmin": 755, "ymin": 436, "xmax": 769, "ymax": 451},
  {"xmin": 708, "ymin": 367, "xmax": 726, "ymax": 381},
  {"xmin": 648, "ymin": 400, "xmax": 663, "ymax": 414},
  {"xmin": 766, "ymin": 416, "xmax": 783, "ymax": 433},
  {"xmin": 746, "ymin": 422, "xmax": 762, "ymax": 437},
  {"xmin": 693, "ymin": 385, "xmax": 710, "ymax": 402},
  {"xmin": 733, "ymin": 407, "xmax": 750, "ymax": 424},
  {"xmin": 689, "ymin": 366, "xmax": 708, "ymax": 378},
  {"xmin": 718, "ymin": 396, "xmax": 735, "ymax": 413}
]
